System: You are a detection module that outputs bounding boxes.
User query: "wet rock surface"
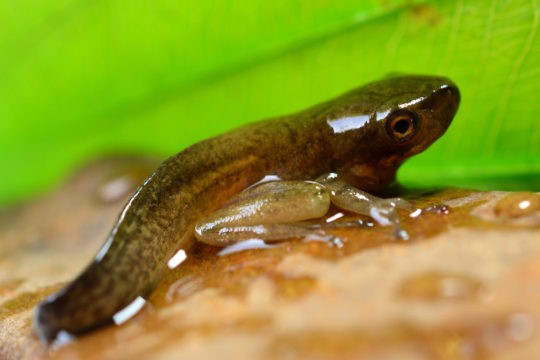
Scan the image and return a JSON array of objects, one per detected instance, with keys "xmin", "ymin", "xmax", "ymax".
[{"xmin": 0, "ymin": 158, "xmax": 539, "ymax": 359}]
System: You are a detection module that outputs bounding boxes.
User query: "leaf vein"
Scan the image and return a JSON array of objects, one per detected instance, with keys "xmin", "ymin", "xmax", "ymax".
[{"xmin": 485, "ymin": 0, "xmax": 539, "ymax": 155}]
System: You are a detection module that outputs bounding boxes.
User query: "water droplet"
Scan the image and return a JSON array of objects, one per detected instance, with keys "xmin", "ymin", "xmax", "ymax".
[
  {"xmin": 166, "ymin": 275, "xmax": 205, "ymax": 302},
  {"xmin": 218, "ymin": 239, "xmax": 276, "ymax": 256},
  {"xmin": 397, "ymin": 271, "xmax": 484, "ymax": 301},
  {"xmin": 424, "ymin": 204, "xmax": 450, "ymax": 215},
  {"xmin": 51, "ymin": 330, "xmax": 75, "ymax": 349},
  {"xmin": 409, "ymin": 208, "xmax": 422, "ymax": 218},
  {"xmin": 330, "ymin": 237, "xmax": 344, "ymax": 248},
  {"xmin": 95, "ymin": 175, "xmax": 135, "ymax": 203},
  {"xmin": 506, "ymin": 313, "xmax": 535, "ymax": 342},
  {"xmin": 325, "ymin": 212, "xmax": 345, "ymax": 223},
  {"xmin": 167, "ymin": 249, "xmax": 187, "ymax": 269},
  {"xmin": 112, "ymin": 296, "xmax": 147, "ymax": 325},
  {"xmin": 494, "ymin": 192, "xmax": 540, "ymax": 219}
]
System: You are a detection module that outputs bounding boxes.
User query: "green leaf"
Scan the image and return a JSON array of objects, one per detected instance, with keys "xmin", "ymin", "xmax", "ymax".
[{"xmin": 1, "ymin": 0, "xmax": 539, "ymax": 206}]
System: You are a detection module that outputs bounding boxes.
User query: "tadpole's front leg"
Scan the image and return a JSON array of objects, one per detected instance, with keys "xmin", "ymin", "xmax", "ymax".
[{"xmin": 316, "ymin": 173, "xmax": 414, "ymax": 240}]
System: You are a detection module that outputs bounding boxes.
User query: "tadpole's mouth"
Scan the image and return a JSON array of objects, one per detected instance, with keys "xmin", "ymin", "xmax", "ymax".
[
  {"xmin": 431, "ymin": 81, "xmax": 460, "ymax": 133},
  {"xmin": 414, "ymin": 79, "xmax": 460, "ymax": 152}
]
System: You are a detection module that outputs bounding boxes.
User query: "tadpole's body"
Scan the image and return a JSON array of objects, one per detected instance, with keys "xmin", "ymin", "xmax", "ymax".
[{"xmin": 34, "ymin": 76, "xmax": 460, "ymax": 343}]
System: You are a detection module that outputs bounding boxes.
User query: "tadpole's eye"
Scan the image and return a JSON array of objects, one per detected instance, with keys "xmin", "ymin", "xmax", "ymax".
[{"xmin": 386, "ymin": 110, "xmax": 419, "ymax": 142}]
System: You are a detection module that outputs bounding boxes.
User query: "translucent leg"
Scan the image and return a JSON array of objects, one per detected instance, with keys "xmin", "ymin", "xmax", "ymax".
[
  {"xmin": 194, "ymin": 181, "xmax": 331, "ymax": 246},
  {"xmin": 195, "ymin": 223, "xmax": 332, "ymax": 247}
]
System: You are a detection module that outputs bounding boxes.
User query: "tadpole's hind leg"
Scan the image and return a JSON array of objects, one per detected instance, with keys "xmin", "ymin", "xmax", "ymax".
[
  {"xmin": 194, "ymin": 181, "xmax": 332, "ymax": 247},
  {"xmin": 316, "ymin": 173, "xmax": 414, "ymax": 240},
  {"xmin": 197, "ymin": 223, "xmax": 334, "ymax": 247}
]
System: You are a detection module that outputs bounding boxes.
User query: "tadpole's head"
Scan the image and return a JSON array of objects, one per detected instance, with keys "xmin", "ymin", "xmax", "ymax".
[{"xmin": 326, "ymin": 75, "xmax": 460, "ymax": 190}]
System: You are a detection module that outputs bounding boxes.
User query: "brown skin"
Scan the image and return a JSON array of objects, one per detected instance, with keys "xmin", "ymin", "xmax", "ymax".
[{"xmin": 33, "ymin": 75, "xmax": 460, "ymax": 343}]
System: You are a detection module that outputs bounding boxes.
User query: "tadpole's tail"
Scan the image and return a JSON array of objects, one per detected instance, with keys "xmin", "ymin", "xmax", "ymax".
[{"xmin": 32, "ymin": 164, "xmax": 188, "ymax": 344}]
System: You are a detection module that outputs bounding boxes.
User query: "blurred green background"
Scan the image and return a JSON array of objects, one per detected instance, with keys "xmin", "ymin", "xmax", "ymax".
[{"xmin": 1, "ymin": 0, "xmax": 539, "ymax": 206}]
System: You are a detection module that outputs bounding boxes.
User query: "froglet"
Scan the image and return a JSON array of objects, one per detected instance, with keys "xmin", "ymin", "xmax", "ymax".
[{"xmin": 34, "ymin": 75, "xmax": 460, "ymax": 343}]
